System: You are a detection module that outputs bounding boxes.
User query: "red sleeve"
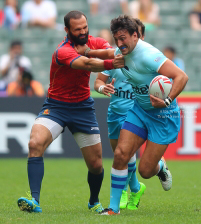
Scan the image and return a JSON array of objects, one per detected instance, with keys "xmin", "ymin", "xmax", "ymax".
[
  {"xmin": 56, "ymin": 46, "xmax": 81, "ymax": 67},
  {"xmin": 95, "ymin": 37, "xmax": 113, "ymax": 50}
]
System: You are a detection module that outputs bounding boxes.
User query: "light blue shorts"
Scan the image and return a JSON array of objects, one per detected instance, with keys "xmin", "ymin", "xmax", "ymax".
[
  {"xmin": 107, "ymin": 108, "xmax": 127, "ymax": 139},
  {"xmin": 123, "ymin": 100, "xmax": 181, "ymax": 145}
]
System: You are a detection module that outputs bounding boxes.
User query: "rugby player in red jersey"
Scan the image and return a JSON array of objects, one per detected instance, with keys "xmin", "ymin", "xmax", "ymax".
[{"xmin": 17, "ymin": 10, "xmax": 124, "ymax": 213}]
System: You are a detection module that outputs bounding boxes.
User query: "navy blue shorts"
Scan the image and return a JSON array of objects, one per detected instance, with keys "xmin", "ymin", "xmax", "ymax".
[{"xmin": 37, "ymin": 97, "xmax": 100, "ymax": 134}]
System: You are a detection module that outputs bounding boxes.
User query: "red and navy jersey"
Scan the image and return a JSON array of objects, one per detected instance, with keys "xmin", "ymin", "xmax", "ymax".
[{"xmin": 48, "ymin": 35, "xmax": 111, "ymax": 103}]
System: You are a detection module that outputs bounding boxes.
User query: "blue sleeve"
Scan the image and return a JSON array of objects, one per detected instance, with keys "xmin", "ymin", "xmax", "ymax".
[
  {"xmin": 101, "ymin": 70, "xmax": 112, "ymax": 76},
  {"xmin": 142, "ymin": 52, "xmax": 167, "ymax": 73}
]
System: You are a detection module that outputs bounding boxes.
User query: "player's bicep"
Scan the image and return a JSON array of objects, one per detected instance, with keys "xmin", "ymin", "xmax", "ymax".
[
  {"xmin": 96, "ymin": 72, "xmax": 109, "ymax": 83},
  {"xmin": 71, "ymin": 56, "xmax": 90, "ymax": 70},
  {"xmin": 158, "ymin": 59, "xmax": 185, "ymax": 79}
]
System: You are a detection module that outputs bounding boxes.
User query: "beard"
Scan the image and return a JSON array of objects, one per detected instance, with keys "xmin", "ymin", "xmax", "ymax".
[{"xmin": 68, "ymin": 30, "xmax": 89, "ymax": 45}]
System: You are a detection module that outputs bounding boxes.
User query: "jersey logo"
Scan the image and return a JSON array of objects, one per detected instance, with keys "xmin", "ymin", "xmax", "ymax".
[
  {"xmin": 42, "ymin": 109, "xmax": 50, "ymax": 115},
  {"xmin": 132, "ymin": 85, "xmax": 149, "ymax": 95},
  {"xmin": 91, "ymin": 127, "xmax": 99, "ymax": 130},
  {"xmin": 154, "ymin": 57, "xmax": 162, "ymax": 62},
  {"xmin": 114, "ymin": 87, "xmax": 135, "ymax": 99}
]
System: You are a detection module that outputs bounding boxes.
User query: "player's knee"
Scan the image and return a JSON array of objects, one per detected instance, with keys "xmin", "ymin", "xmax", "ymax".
[
  {"xmin": 88, "ymin": 157, "xmax": 102, "ymax": 174},
  {"xmin": 138, "ymin": 164, "xmax": 152, "ymax": 179},
  {"xmin": 28, "ymin": 138, "xmax": 44, "ymax": 157},
  {"xmin": 114, "ymin": 146, "xmax": 129, "ymax": 166}
]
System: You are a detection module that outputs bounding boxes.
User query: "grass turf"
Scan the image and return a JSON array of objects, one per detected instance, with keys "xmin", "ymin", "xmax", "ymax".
[{"xmin": 0, "ymin": 159, "xmax": 201, "ymax": 224}]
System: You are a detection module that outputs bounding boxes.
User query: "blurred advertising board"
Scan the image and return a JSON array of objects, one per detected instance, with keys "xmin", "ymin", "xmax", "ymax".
[
  {"xmin": 1, "ymin": 96, "xmax": 201, "ymax": 159},
  {"xmin": 0, "ymin": 97, "xmax": 113, "ymax": 158}
]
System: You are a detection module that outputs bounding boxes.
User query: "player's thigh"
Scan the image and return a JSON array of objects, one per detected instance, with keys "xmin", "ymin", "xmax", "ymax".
[
  {"xmin": 110, "ymin": 139, "xmax": 118, "ymax": 152},
  {"xmin": 139, "ymin": 140, "xmax": 168, "ymax": 174},
  {"xmin": 74, "ymin": 132, "xmax": 102, "ymax": 174},
  {"xmin": 113, "ymin": 129, "xmax": 145, "ymax": 169},
  {"xmin": 29, "ymin": 117, "xmax": 63, "ymax": 157}
]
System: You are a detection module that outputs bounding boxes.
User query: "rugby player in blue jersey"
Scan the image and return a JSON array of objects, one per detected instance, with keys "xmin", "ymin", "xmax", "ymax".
[
  {"xmin": 76, "ymin": 15, "xmax": 188, "ymax": 215},
  {"xmin": 94, "ymin": 19, "xmax": 146, "ymax": 211}
]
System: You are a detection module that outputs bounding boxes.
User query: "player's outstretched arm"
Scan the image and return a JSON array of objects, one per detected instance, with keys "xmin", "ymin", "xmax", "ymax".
[
  {"xmin": 75, "ymin": 45, "xmax": 115, "ymax": 59},
  {"xmin": 71, "ymin": 55, "xmax": 124, "ymax": 72},
  {"xmin": 87, "ymin": 49, "xmax": 115, "ymax": 59},
  {"xmin": 94, "ymin": 72, "xmax": 115, "ymax": 97}
]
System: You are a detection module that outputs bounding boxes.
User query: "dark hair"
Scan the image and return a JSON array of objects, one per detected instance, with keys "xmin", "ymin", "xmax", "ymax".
[
  {"xmin": 164, "ymin": 46, "xmax": 176, "ymax": 54},
  {"xmin": 10, "ymin": 40, "xmax": 22, "ymax": 49},
  {"xmin": 22, "ymin": 69, "xmax": 33, "ymax": 81},
  {"xmin": 64, "ymin": 10, "xmax": 87, "ymax": 29},
  {"xmin": 133, "ymin": 18, "xmax": 145, "ymax": 36},
  {"xmin": 110, "ymin": 15, "xmax": 140, "ymax": 37}
]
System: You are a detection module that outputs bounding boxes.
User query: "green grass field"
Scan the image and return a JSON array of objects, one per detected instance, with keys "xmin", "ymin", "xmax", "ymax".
[{"xmin": 0, "ymin": 159, "xmax": 201, "ymax": 224}]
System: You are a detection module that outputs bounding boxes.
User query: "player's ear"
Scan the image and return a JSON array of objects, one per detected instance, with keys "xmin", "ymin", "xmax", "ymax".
[{"xmin": 64, "ymin": 27, "xmax": 68, "ymax": 34}]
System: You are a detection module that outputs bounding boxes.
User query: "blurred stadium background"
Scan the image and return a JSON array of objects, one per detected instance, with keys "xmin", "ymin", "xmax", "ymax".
[{"xmin": 0, "ymin": 0, "xmax": 200, "ymax": 92}]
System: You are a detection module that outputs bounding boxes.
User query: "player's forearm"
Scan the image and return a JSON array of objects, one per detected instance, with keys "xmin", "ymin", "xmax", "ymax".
[
  {"xmin": 88, "ymin": 49, "xmax": 115, "ymax": 59},
  {"xmin": 85, "ymin": 58, "xmax": 112, "ymax": 72},
  {"xmin": 94, "ymin": 79, "xmax": 106, "ymax": 92},
  {"xmin": 169, "ymin": 72, "xmax": 188, "ymax": 101}
]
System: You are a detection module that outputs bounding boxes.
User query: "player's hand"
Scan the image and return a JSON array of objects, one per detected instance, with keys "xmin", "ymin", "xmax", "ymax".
[
  {"xmin": 150, "ymin": 94, "xmax": 166, "ymax": 108},
  {"xmin": 113, "ymin": 54, "xmax": 124, "ymax": 68},
  {"xmin": 102, "ymin": 78, "xmax": 115, "ymax": 97},
  {"xmin": 75, "ymin": 44, "xmax": 88, "ymax": 56}
]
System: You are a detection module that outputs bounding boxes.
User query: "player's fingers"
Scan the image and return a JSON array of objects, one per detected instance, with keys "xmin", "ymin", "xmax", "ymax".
[
  {"xmin": 110, "ymin": 78, "xmax": 115, "ymax": 86},
  {"xmin": 104, "ymin": 87, "xmax": 115, "ymax": 94}
]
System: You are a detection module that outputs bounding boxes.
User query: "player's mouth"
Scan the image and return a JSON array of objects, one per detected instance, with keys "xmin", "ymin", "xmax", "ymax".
[
  {"xmin": 119, "ymin": 46, "xmax": 127, "ymax": 50},
  {"xmin": 79, "ymin": 35, "xmax": 87, "ymax": 39}
]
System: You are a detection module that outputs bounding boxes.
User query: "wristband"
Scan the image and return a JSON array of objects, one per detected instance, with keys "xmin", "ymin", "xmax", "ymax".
[
  {"xmin": 164, "ymin": 98, "xmax": 171, "ymax": 107},
  {"xmin": 98, "ymin": 85, "xmax": 105, "ymax": 94},
  {"xmin": 84, "ymin": 47, "xmax": 91, "ymax": 57},
  {"xmin": 104, "ymin": 59, "xmax": 114, "ymax": 70},
  {"xmin": 167, "ymin": 96, "xmax": 173, "ymax": 103}
]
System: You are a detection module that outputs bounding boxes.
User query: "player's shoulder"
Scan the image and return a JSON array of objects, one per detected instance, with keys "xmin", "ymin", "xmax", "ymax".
[
  {"xmin": 56, "ymin": 39, "xmax": 74, "ymax": 52},
  {"xmin": 139, "ymin": 41, "xmax": 164, "ymax": 61},
  {"xmin": 88, "ymin": 35, "xmax": 111, "ymax": 49}
]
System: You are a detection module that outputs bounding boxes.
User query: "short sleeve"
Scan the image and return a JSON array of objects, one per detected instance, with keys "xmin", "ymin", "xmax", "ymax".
[
  {"xmin": 101, "ymin": 70, "xmax": 112, "ymax": 76},
  {"xmin": 142, "ymin": 51, "xmax": 167, "ymax": 73},
  {"xmin": 95, "ymin": 37, "xmax": 112, "ymax": 49},
  {"xmin": 56, "ymin": 47, "xmax": 81, "ymax": 67}
]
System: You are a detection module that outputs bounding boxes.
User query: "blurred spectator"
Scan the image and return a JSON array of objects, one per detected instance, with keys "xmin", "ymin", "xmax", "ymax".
[
  {"xmin": 97, "ymin": 29, "xmax": 115, "ymax": 47},
  {"xmin": 129, "ymin": 0, "xmax": 160, "ymax": 30},
  {"xmin": 21, "ymin": 0, "xmax": 57, "ymax": 29},
  {"xmin": 0, "ymin": 0, "xmax": 20, "ymax": 29},
  {"xmin": 189, "ymin": 0, "xmax": 201, "ymax": 31},
  {"xmin": 88, "ymin": 0, "xmax": 128, "ymax": 16},
  {"xmin": 0, "ymin": 40, "xmax": 32, "ymax": 88},
  {"xmin": 7, "ymin": 68, "xmax": 44, "ymax": 96},
  {"xmin": 163, "ymin": 46, "xmax": 185, "ymax": 71}
]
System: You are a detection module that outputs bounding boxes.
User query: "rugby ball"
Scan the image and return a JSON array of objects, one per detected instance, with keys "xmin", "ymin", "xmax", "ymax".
[{"xmin": 149, "ymin": 75, "xmax": 172, "ymax": 100}]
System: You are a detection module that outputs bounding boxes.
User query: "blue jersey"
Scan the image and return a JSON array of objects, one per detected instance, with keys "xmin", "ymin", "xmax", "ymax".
[
  {"xmin": 102, "ymin": 69, "xmax": 135, "ymax": 115},
  {"xmin": 115, "ymin": 39, "xmax": 176, "ymax": 110}
]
